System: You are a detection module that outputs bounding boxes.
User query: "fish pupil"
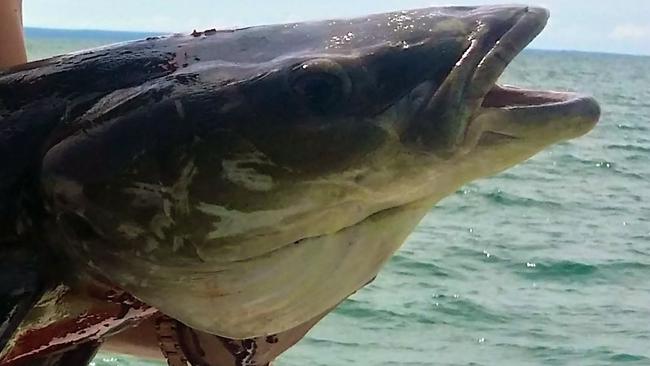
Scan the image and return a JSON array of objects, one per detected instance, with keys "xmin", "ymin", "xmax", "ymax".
[{"xmin": 293, "ymin": 73, "xmax": 343, "ymax": 111}]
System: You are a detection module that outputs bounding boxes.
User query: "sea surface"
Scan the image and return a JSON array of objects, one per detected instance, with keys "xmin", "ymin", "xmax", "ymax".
[{"xmin": 25, "ymin": 29, "xmax": 650, "ymax": 366}]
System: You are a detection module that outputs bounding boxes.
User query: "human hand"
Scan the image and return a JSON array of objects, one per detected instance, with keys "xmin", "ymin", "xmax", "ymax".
[{"xmin": 0, "ymin": 0, "xmax": 27, "ymax": 68}]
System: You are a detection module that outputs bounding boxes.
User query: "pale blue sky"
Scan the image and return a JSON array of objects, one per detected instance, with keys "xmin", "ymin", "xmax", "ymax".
[{"xmin": 24, "ymin": 0, "xmax": 650, "ymax": 55}]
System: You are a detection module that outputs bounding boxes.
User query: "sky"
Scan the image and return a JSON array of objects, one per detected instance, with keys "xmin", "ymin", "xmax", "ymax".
[{"xmin": 23, "ymin": 0, "xmax": 650, "ymax": 56}]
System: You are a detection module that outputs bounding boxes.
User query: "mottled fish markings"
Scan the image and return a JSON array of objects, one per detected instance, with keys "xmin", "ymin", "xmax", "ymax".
[
  {"xmin": 221, "ymin": 151, "xmax": 276, "ymax": 192},
  {"xmin": 1, "ymin": 5, "xmax": 599, "ymax": 366}
]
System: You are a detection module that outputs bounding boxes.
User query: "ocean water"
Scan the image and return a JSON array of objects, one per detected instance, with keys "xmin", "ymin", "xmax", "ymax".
[{"xmin": 25, "ymin": 31, "xmax": 650, "ymax": 366}]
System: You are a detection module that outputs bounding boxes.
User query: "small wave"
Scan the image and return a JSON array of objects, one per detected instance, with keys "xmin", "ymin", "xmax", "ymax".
[
  {"xmin": 335, "ymin": 299, "xmax": 441, "ymax": 326},
  {"xmin": 515, "ymin": 260, "xmax": 598, "ymax": 281},
  {"xmin": 557, "ymin": 154, "xmax": 616, "ymax": 169},
  {"xmin": 430, "ymin": 296, "xmax": 510, "ymax": 324},
  {"xmin": 490, "ymin": 342, "xmax": 576, "ymax": 357},
  {"xmin": 616, "ymin": 124, "xmax": 648, "ymax": 132},
  {"xmin": 390, "ymin": 254, "xmax": 450, "ymax": 278},
  {"xmin": 482, "ymin": 190, "xmax": 562, "ymax": 208},
  {"xmin": 492, "ymin": 172, "xmax": 521, "ymax": 180},
  {"xmin": 336, "ymin": 301, "xmax": 400, "ymax": 320},
  {"xmin": 515, "ymin": 260, "xmax": 650, "ymax": 282},
  {"xmin": 609, "ymin": 353, "xmax": 650, "ymax": 362},
  {"xmin": 606, "ymin": 144, "xmax": 650, "ymax": 153},
  {"xmin": 558, "ymin": 154, "xmax": 647, "ymax": 180},
  {"xmin": 624, "ymin": 154, "xmax": 647, "ymax": 162},
  {"xmin": 606, "ymin": 261, "xmax": 650, "ymax": 270},
  {"xmin": 612, "ymin": 101, "xmax": 650, "ymax": 109},
  {"xmin": 303, "ymin": 336, "xmax": 363, "ymax": 348}
]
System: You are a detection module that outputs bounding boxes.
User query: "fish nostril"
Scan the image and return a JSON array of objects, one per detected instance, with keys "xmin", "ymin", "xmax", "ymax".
[{"xmin": 59, "ymin": 212, "xmax": 102, "ymax": 242}]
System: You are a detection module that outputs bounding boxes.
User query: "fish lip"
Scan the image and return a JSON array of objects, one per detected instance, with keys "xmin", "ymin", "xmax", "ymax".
[
  {"xmin": 404, "ymin": 6, "xmax": 550, "ymax": 150},
  {"xmin": 482, "ymin": 84, "xmax": 599, "ymax": 114},
  {"xmin": 468, "ymin": 6, "xmax": 550, "ymax": 103},
  {"xmin": 463, "ymin": 7, "xmax": 599, "ymax": 145},
  {"xmin": 479, "ymin": 85, "xmax": 601, "ymax": 142},
  {"xmin": 472, "ymin": 7, "xmax": 590, "ymax": 114}
]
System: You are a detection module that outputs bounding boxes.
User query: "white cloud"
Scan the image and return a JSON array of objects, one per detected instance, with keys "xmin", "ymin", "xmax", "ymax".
[{"xmin": 609, "ymin": 24, "xmax": 650, "ymax": 40}]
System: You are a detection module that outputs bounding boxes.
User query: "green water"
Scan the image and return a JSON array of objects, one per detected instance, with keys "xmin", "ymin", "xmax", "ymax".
[{"xmin": 26, "ymin": 32, "xmax": 650, "ymax": 366}]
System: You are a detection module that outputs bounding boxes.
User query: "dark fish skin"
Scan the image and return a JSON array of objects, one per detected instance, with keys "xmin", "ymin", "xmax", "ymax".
[
  {"xmin": 0, "ymin": 6, "xmax": 480, "ymax": 269},
  {"xmin": 0, "ymin": 45, "xmax": 181, "ymax": 359},
  {"xmin": 0, "ymin": 248, "xmax": 43, "ymax": 353},
  {"xmin": 0, "ymin": 6, "xmax": 520, "ymax": 232},
  {"xmin": 1, "ymin": 48, "xmax": 179, "ymax": 353},
  {"xmin": 0, "ymin": 45, "xmax": 177, "ymax": 237},
  {"xmin": 0, "ymin": 5, "xmax": 601, "ymax": 365},
  {"xmin": 0, "ymin": 4, "xmax": 545, "ymax": 343},
  {"xmin": 0, "ymin": 6, "xmax": 485, "ymax": 355}
]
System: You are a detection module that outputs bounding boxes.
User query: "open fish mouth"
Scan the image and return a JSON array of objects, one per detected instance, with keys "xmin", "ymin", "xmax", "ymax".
[
  {"xmin": 470, "ymin": 7, "xmax": 600, "ymax": 148},
  {"xmin": 406, "ymin": 6, "xmax": 599, "ymax": 153},
  {"xmin": 477, "ymin": 84, "xmax": 601, "ymax": 146}
]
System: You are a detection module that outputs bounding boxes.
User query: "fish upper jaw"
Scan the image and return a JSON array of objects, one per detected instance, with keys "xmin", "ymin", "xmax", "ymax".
[{"xmin": 403, "ymin": 6, "xmax": 551, "ymax": 154}]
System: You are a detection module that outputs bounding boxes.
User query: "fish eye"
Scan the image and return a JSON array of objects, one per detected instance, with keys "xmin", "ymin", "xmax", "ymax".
[{"xmin": 290, "ymin": 59, "xmax": 352, "ymax": 113}]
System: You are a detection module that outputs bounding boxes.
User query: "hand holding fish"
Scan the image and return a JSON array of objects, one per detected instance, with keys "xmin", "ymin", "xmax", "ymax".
[{"xmin": 0, "ymin": 0, "xmax": 26, "ymax": 68}]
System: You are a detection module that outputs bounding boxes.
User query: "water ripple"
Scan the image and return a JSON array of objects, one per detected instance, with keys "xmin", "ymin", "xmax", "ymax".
[{"xmin": 481, "ymin": 190, "xmax": 562, "ymax": 208}]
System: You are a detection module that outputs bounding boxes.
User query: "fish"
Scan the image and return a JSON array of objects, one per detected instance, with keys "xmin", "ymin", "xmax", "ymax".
[{"xmin": 0, "ymin": 5, "xmax": 599, "ymax": 365}]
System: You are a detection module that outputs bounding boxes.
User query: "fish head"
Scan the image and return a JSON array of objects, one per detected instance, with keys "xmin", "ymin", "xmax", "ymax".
[
  {"xmin": 172, "ymin": 5, "xmax": 599, "ymax": 191},
  {"xmin": 40, "ymin": 6, "xmax": 599, "ymax": 338}
]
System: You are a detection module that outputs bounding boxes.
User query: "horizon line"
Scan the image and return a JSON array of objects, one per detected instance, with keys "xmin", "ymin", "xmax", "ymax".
[{"xmin": 23, "ymin": 26, "xmax": 650, "ymax": 58}]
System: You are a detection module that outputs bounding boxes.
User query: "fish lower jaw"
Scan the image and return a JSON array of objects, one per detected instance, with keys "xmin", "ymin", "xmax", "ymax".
[
  {"xmin": 461, "ymin": 84, "xmax": 600, "ymax": 150},
  {"xmin": 119, "ymin": 199, "xmax": 434, "ymax": 339}
]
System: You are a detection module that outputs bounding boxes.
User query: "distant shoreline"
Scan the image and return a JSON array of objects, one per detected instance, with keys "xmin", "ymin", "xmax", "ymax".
[
  {"xmin": 24, "ymin": 27, "xmax": 162, "ymax": 41},
  {"xmin": 24, "ymin": 27, "xmax": 649, "ymax": 58}
]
